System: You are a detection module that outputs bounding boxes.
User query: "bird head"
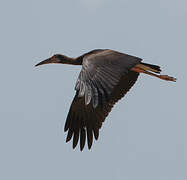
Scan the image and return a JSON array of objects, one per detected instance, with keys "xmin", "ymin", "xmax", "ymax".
[{"xmin": 35, "ymin": 54, "xmax": 67, "ymax": 67}]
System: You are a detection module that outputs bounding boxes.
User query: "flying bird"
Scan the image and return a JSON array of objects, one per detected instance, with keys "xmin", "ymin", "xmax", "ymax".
[{"xmin": 35, "ymin": 49, "xmax": 176, "ymax": 151}]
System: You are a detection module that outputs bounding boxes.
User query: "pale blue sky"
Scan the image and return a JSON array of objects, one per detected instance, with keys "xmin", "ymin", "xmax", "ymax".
[{"xmin": 0, "ymin": 0, "xmax": 186, "ymax": 179}]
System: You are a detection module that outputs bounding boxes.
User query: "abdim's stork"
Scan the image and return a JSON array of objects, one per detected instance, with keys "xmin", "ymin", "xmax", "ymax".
[{"xmin": 35, "ymin": 49, "xmax": 176, "ymax": 151}]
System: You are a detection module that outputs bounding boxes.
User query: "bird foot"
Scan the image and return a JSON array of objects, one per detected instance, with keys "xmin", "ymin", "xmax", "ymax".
[{"xmin": 159, "ymin": 75, "xmax": 177, "ymax": 82}]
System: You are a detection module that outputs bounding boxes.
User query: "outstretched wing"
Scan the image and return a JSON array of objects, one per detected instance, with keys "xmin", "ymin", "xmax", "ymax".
[{"xmin": 64, "ymin": 50, "xmax": 141, "ymax": 150}]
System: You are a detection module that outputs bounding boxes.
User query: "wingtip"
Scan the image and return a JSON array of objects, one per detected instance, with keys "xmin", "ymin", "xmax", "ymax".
[
  {"xmin": 87, "ymin": 142, "xmax": 93, "ymax": 150},
  {"xmin": 66, "ymin": 130, "xmax": 73, "ymax": 143},
  {"xmin": 66, "ymin": 138, "xmax": 70, "ymax": 143},
  {"xmin": 73, "ymin": 144, "xmax": 76, "ymax": 149},
  {"xmin": 88, "ymin": 144, "xmax": 93, "ymax": 150},
  {"xmin": 64, "ymin": 127, "xmax": 68, "ymax": 132}
]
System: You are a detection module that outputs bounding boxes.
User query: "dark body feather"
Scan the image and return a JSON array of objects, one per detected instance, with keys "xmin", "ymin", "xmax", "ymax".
[{"xmin": 64, "ymin": 49, "xmax": 141, "ymax": 150}]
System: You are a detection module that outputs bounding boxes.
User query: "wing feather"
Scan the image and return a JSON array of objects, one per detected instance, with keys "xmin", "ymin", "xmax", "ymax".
[{"xmin": 64, "ymin": 49, "xmax": 141, "ymax": 150}]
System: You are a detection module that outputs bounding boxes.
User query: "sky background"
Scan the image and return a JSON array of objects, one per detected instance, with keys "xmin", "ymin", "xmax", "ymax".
[{"xmin": 0, "ymin": 0, "xmax": 186, "ymax": 179}]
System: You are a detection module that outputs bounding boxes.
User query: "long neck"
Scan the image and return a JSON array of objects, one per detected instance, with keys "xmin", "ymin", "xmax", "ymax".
[{"xmin": 64, "ymin": 56, "xmax": 82, "ymax": 65}]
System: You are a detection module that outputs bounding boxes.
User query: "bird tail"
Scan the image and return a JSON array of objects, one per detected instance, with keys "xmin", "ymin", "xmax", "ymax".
[
  {"xmin": 137, "ymin": 62, "xmax": 161, "ymax": 74},
  {"xmin": 132, "ymin": 62, "xmax": 176, "ymax": 82}
]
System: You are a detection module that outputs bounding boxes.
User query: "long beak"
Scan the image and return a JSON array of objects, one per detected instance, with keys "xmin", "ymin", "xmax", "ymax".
[{"xmin": 35, "ymin": 58, "xmax": 53, "ymax": 67}]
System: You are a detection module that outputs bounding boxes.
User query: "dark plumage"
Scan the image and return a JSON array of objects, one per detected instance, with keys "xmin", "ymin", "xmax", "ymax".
[{"xmin": 35, "ymin": 49, "xmax": 176, "ymax": 150}]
